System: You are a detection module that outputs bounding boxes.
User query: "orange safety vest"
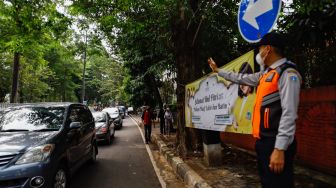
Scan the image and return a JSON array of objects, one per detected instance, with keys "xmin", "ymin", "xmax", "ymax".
[{"xmin": 252, "ymin": 63, "xmax": 297, "ymax": 139}]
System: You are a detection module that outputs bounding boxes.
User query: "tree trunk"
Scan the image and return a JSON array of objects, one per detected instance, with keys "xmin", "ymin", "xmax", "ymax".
[
  {"xmin": 144, "ymin": 74, "xmax": 163, "ymax": 108},
  {"xmin": 173, "ymin": 0, "xmax": 204, "ymax": 158},
  {"xmin": 10, "ymin": 52, "xmax": 20, "ymax": 103},
  {"xmin": 153, "ymin": 82, "xmax": 163, "ymax": 108},
  {"xmin": 81, "ymin": 52, "xmax": 87, "ymax": 103},
  {"xmin": 62, "ymin": 62, "xmax": 66, "ymax": 102}
]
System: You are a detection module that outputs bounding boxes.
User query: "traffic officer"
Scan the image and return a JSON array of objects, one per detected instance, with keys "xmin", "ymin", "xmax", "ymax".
[{"xmin": 208, "ymin": 32, "xmax": 301, "ymax": 188}]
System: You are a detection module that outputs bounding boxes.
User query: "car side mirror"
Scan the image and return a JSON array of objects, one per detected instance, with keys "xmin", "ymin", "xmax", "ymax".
[{"xmin": 70, "ymin": 122, "xmax": 81, "ymax": 129}]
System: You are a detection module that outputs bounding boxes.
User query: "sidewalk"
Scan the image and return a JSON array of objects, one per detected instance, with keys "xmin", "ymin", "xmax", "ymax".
[{"xmin": 130, "ymin": 115, "xmax": 336, "ymax": 188}]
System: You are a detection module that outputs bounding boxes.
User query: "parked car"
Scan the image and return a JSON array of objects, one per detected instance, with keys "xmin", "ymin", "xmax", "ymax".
[
  {"xmin": 102, "ymin": 107, "xmax": 123, "ymax": 129},
  {"xmin": 127, "ymin": 107, "xmax": 134, "ymax": 113},
  {"xmin": 92, "ymin": 111, "xmax": 115, "ymax": 144},
  {"xmin": 0, "ymin": 103, "xmax": 98, "ymax": 188},
  {"xmin": 117, "ymin": 106, "xmax": 126, "ymax": 119}
]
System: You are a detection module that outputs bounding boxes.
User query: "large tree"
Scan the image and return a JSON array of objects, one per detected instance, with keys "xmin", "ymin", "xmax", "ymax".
[
  {"xmin": 278, "ymin": 0, "xmax": 336, "ymax": 88},
  {"xmin": 71, "ymin": 0, "xmax": 174, "ymax": 108},
  {"xmin": 43, "ymin": 41, "xmax": 82, "ymax": 102},
  {"xmin": 70, "ymin": 0, "xmax": 251, "ymax": 155},
  {"xmin": 0, "ymin": 0, "xmax": 70, "ymax": 103}
]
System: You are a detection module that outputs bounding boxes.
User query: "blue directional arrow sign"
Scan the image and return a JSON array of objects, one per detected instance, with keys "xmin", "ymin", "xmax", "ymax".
[{"xmin": 238, "ymin": 0, "xmax": 282, "ymax": 43}]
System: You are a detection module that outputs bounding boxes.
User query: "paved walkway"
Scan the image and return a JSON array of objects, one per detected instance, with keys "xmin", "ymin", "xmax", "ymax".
[{"xmin": 131, "ymin": 115, "xmax": 335, "ymax": 188}]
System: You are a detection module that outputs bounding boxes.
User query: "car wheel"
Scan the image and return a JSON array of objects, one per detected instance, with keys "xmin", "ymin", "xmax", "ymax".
[
  {"xmin": 111, "ymin": 129, "xmax": 115, "ymax": 138},
  {"xmin": 116, "ymin": 124, "xmax": 121, "ymax": 130},
  {"xmin": 53, "ymin": 166, "xmax": 67, "ymax": 188},
  {"xmin": 106, "ymin": 134, "xmax": 111, "ymax": 145},
  {"xmin": 89, "ymin": 143, "xmax": 97, "ymax": 163}
]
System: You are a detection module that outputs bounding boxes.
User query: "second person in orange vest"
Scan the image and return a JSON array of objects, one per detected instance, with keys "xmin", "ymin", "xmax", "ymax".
[{"xmin": 208, "ymin": 32, "xmax": 302, "ymax": 188}]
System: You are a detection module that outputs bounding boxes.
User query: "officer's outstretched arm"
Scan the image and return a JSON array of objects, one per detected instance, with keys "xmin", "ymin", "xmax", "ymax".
[{"xmin": 208, "ymin": 57, "xmax": 261, "ymax": 87}]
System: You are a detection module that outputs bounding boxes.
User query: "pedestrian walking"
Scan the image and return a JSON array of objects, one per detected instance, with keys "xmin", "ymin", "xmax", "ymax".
[
  {"xmin": 164, "ymin": 108, "xmax": 173, "ymax": 136},
  {"xmin": 158, "ymin": 107, "xmax": 166, "ymax": 135},
  {"xmin": 141, "ymin": 106, "xmax": 152, "ymax": 144},
  {"xmin": 209, "ymin": 32, "xmax": 301, "ymax": 188}
]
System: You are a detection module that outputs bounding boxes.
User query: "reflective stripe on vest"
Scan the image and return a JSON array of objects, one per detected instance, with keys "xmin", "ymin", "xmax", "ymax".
[{"xmin": 252, "ymin": 69, "xmax": 281, "ymax": 138}]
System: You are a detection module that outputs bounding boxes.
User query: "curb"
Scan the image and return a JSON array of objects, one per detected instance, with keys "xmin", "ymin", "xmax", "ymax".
[
  {"xmin": 152, "ymin": 134, "xmax": 212, "ymax": 188},
  {"xmin": 130, "ymin": 115, "xmax": 336, "ymax": 187},
  {"xmin": 129, "ymin": 115, "xmax": 211, "ymax": 188}
]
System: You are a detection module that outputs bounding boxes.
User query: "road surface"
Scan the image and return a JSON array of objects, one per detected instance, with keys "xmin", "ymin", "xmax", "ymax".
[{"xmin": 69, "ymin": 116, "xmax": 161, "ymax": 188}]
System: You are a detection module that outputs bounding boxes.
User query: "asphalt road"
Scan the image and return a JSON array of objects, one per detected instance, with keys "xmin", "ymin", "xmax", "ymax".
[{"xmin": 69, "ymin": 116, "xmax": 161, "ymax": 188}]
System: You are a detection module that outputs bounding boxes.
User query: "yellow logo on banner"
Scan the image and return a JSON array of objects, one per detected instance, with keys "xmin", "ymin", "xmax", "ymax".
[{"xmin": 185, "ymin": 50, "xmax": 255, "ymax": 134}]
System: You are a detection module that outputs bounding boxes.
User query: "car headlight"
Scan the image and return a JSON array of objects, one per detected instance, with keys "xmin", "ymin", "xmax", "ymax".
[{"xmin": 16, "ymin": 144, "xmax": 54, "ymax": 165}]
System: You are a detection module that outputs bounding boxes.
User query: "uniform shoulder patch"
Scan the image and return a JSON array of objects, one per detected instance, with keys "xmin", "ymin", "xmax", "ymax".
[
  {"xmin": 289, "ymin": 75, "xmax": 298, "ymax": 82},
  {"xmin": 285, "ymin": 68, "xmax": 300, "ymax": 82}
]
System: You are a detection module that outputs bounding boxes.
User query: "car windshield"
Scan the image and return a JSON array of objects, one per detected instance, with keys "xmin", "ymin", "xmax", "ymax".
[
  {"xmin": 104, "ymin": 108, "xmax": 119, "ymax": 115},
  {"xmin": 0, "ymin": 106, "xmax": 65, "ymax": 132},
  {"xmin": 93, "ymin": 113, "xmax": 106, "ymax": 122}
]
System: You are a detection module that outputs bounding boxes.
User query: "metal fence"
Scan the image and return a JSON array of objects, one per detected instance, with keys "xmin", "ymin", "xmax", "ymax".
[
  {"xmin": 0, "ymin": 103, "xmax": 9, "ymax": 110},
  {"xmin": 0, "ymin": 103, "xmax": 20, "ymax": 110}
]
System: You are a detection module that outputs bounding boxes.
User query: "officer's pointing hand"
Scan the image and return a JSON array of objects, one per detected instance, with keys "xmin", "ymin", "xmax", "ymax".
[
  {"xmin": 269, "ymin": 149, "xmax": 285, "ymax": 174},
  {"xmin": 208, "ymin": 57, "xmax": 219, "ymax": 73}
]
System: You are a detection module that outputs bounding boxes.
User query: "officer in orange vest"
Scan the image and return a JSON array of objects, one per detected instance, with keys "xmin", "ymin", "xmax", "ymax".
[{"xmin": 208, "ymin": 32, "xmax": 301, "ymax": 188}]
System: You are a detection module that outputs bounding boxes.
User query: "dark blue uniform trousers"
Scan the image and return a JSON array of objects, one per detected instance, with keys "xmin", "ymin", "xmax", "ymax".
[{"xmin": 255, "ymin": 137, "xmax": 297, "ymax": 188}]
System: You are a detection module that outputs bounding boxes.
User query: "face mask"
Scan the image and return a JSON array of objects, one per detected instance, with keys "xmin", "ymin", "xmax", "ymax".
[
  {"xmin": 256, "ymin": 48, "xmax": 268, "ymax": 71},
  {"xmin": 256, "ymin": 53, "xmax": 264, "ymax": 66}
]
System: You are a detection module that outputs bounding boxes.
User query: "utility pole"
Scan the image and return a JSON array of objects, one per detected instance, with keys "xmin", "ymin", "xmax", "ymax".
[{"xmin": 81, "ymin": 30, "xmax": 88, "ymax": 104}]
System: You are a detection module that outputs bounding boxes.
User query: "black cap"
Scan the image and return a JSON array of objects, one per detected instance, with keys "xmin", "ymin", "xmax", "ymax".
[{"xmin": 256, "ymin": 32, "xmax": 285, "ymax": 50}]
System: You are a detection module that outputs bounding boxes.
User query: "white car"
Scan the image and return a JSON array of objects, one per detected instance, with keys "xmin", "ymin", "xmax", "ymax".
[
  {"xmin": 127, "ymin": 107, "xmax": 134, "ymax": 113},
  {"xmin": 102, "ymin": 107, "xmax": 123, "ymax": 129}
]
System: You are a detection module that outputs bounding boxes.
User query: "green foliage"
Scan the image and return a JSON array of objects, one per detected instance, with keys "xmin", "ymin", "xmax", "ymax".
[
  {"xmin": 71, "ymin": 0, "xmax": 175, "ymax": 108},
  {"xmin": 171, "ymin": 0, "xmax": 251, "ymax": 75},
  {"xmin": 85, "ymin": 53, "xmax": 126, "ymax": 105},
  {"xmin": 43, "ymin": 42, "xmax": 82, "ymax": 102},
  {"xmin": 0, "ymin": 0, "xmax": 79, "ymax": 102},
  {"xmin": 0, "ymin": 52, "xmax": 12, "ymax": 102},
  {"xmin": 0, "ymin": 0, "xmax": 69, "ymax": 54},
  {"xmin": 278, "ymin": 0, "xmax": 336, "ymax": 87},
  {"xmin": 0, "ymin": 0, "xmax": 334, "ymax": 107},
  {"xmin": 19, "ymin": 57, "xmax": 51, "ymax": 102},
  {"xmin": 279, "ymin": 0, "xmax": 335, "ymax": 49},
  {"xmin": 0, "ymin": 0, "xmax": 334, "ymax": 155}
]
